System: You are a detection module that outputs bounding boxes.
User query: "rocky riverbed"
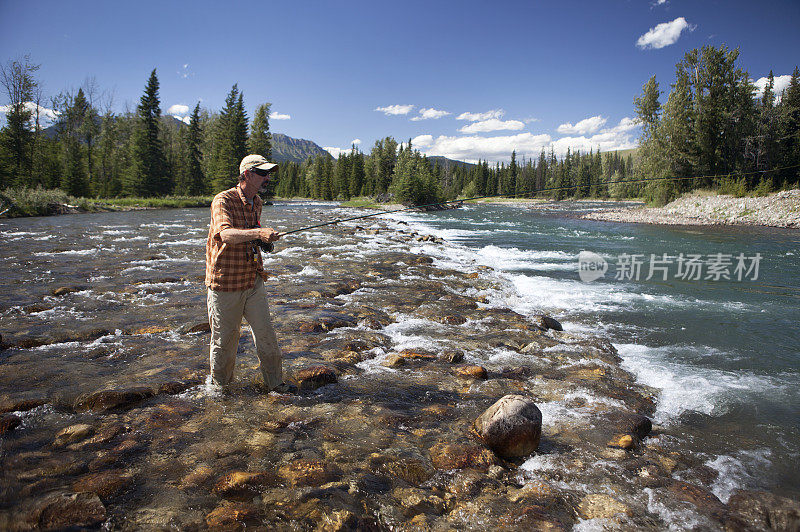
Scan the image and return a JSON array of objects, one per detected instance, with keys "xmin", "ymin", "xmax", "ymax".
[
  {"xmin": 0, "ymin": 204, "xmax": 798, "ymax": 530},
  {"xmin": 582, "ymin": 189, "xmax": 800, "ymax": 228}
]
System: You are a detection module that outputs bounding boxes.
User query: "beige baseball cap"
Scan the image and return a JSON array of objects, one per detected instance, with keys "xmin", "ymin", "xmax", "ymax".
[{"xmin": 239, "ymin": 154, "xmax": 278, "ymax": 174}]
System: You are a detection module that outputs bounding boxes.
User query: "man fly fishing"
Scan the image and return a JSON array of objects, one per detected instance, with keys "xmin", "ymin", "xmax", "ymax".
[{"xmin": 204, "ymin": 154, "xmax": 295, "ymax": 393}]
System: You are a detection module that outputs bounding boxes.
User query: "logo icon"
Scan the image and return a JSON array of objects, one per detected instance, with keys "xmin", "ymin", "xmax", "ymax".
[{"xmin": 578, "ymin": 250, "xmax": 608, "ymax": 282}]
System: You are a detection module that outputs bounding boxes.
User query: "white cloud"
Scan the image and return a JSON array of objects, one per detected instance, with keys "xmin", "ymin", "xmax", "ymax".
[
  {"xmin": 459, "ymin": 118, "xmax": 525, "ymax": 134},
  {"xmin": 270, "ymin": 112, "xmax": 291, "ymax": 120},
  {"xmin": 177, "ymin": 64, "xmax": 193, "ymax": 79},
  {"xmin": 556, "ymin": 115, "xmax": 608, "ymax": 135},
  {"xmin": 410, "ymin": 107, "xmax": 450, "ymax": 121},
  {"xmin": 636, "ymin": 17, "xmax": 694, "ymax": 50},
  {"xmin": 653, "ymin": 0, "xmax": 668, "ymax": 5},
  {"xmin": 375, "ymin": 104, "xmax": 414, "ymax": 116},
  {"xmin": 412, "ymin": 116, "xmax": 639, "ymax": 163},
  {"xmin": 753, "ymin": 74, "xmax": 793, "ymax": 100},
  {"xmin": 456, "ymin": 109, "xmax": 505, "ymax": 121},
  {"xmin": 0, "ymin": 102, "xmax": 59, "ymax": 127},
  {"xmin": 167, "ymin": 104, "xmax": 190, "ymax": 116},
  {"xmin": 324, "ymin": 147, "xmax": 351, "ymax": 158},
  {"xmin": 173, "ymin": 115, "xmax": 191, "ymax": 125},
  {"xmin": 351, "ymin": 138, "xmax": 361, "ymax": 145}
]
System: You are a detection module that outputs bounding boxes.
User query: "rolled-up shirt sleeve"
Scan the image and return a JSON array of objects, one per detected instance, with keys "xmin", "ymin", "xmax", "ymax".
[{"xmin": 210, "ymin": 196, "xmax": 234, "ymax": 241}]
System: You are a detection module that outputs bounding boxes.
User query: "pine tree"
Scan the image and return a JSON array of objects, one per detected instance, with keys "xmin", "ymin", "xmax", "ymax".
[
  {"xmin": 210, "ymin": 84, "xmax": 248, "ymax": 191},
  {"xmin": 125, "ymin": 69, "xmax": 168, "ymax": 196},
  {"xmin": 777, "ymin": 67, "xmax": 800, "ymax": 186},
  {"xmin": 0, "ymin": 56, "xmax": 40, "ymax": 187},
  {"xmin": 248, "ymin": 103, "xmax": 272, "ymax": 160},
  {"xmin": 56, "ymin": 88, "xmax": 90, "ymax": 196},
  {"xmin": 182, "ymin": 103, "xmax": 205, "ymax": 195}
]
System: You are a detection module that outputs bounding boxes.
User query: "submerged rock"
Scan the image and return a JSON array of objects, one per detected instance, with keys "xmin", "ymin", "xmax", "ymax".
[
  {"xmin": 577, "ymin": 493, "xmax": 632, "ymax": 519},
  {"xmin": 429, "ymin": 442, "xmax": 498, "ymax": 471},
  {"xmin": 0, "ymin": 413, "xmax": 21, "ymax": 434},
  {"xmin": 727, "ymin": 490, "xmax": 800, "ymax": 531},
  {"xmin": 294, "ymin": 365, "xmax": 338, "ymax": 391},
  {"xmin": 452, "ymin": 365, "xmax": 488, "ymax": 380},
  {"xmin": 533, "ymin": 314, "xmax": 563, "ymax": 331},
  {"xmin": 74, "ymin": 387, "xmax": 155, "ymax": 412},
  {"xmin": 54, "ymin": 424, "xmax": 95, "ymax": 447},
  {"xmin": 279, "ymin": 459, "xmax": 341, "ymax": 487},
  {"xmin": 28, "ymin": 492, "xmax": 106, "ymax": 530},
  {"xmin": 205, "ymin": 501, "xmax": 262, "ymax": 529},
  {"xmin": 473, "ymin": 394, "xmax": 542, "ymax": 459},
  {"xmin": 213, "ymin": 471, "xmax": 278, "ymax": 499},
  {"xmin": 72, "ymin": 469, "xmax": 133, "ymax": 499}
]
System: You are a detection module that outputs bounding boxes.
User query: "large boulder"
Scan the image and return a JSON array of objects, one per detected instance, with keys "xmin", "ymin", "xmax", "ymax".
[
  {"xmin": 74, "ymin": 387, "xmax": 154, "ymax": 412},
  {"xmin": 474, "ymin": 395, "xmax": 542, "ymax": 459},
  {"xmin": 294, "ymin": 365, "xmax": 338, "ymax": 391}
]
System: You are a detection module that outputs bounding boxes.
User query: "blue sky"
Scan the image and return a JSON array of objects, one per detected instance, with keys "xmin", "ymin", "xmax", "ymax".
[{"xmin": 1, "ymin": 0, "xmax": 798, "ymax": 163}]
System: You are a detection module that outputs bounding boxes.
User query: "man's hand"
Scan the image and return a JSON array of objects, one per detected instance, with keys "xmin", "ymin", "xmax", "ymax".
[{"xmin": 259, "ymin": 227, "xmax": 280, "ymax": 243}]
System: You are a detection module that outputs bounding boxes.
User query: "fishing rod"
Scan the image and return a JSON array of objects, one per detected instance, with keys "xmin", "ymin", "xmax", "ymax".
[
  {"xmin": 0, "ymin": 192, "xmax": 17, "ymax": 217},
  {"xmin": 273, "ymin": 163, "xmax": 800, "ymax": 239}
]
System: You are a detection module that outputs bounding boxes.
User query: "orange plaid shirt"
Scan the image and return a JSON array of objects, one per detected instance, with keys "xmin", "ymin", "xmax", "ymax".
[{"xmin": 205, "ymin": 186, "xmax": 268, "ymax": 291}]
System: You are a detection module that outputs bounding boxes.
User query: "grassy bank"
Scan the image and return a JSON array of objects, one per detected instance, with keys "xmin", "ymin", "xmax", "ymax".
[{"xmin": 0, "ymin": 187, "xmax": 213, "ymax": 218}]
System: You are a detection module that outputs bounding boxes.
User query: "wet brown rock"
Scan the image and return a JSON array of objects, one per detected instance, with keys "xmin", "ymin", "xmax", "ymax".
[
  {"xmin": 473, "ymin": 394, "xmax": 542, "ymax": 459},
  {"xmin": 295, "ymin": 365, "xmax": 338, "ymax": 391},
  {"xmin": 74, "ymin": 387, "xmax": 155, "ymax": 412},
  {"xmin": 279, "ymin": 459, "xmax": 341, "ymax": 487},
  {"xmin": 395, "ymin": 487, "xmax": 446, "ymax": 515},
  {"xmin": 452, "ymin": 365, "xmax": 488, "ymax": 380},
  {"xmin": 667, "ymin": 480, "xmax": 726, "ymax": 518},
  {"xmin": 397, "ymin": 348, "xmax": 437, "ymax": 361},
  {"xmin": 0, "ymin": 398, "xmax": 46, "ymax": 414},
  {"xmin": 603, "ymin": 411, "xmax": 653, "ymax": 439},
  {"xmin": 607, "ymin": 434, "xmax": 635, "ymax": 450},
  {"xmin": 28, "ymin": 492, "xmax": 106, "ymax": 530},
  {"xmin": 52, "ymin": 286, "xmax": 83, "ymax": 296},
  {"xmin": 446, "ymin": 470, "xmax": 486, "ymax": 498},
  {"xmin": 131, "ymin": 325, "xmax": 170, "ymax": 335},
  {"xmin": 205, "ymin": 501, "xmax": 262, "ymax": 530},
  {"xmin": 158, "ymin": 378, "xmax": 201, "ymax": 395},
  {"xmin": 213, "ymin": 471, "xmax": 278, "ymax": 498},
  {"xmin": 317, "ymin": 509, "xmax": 369, "ymax": 532},
  {"xmin": 727, "ymin": 489, "xmax": 800, "ymax": 531},
  {"xmin": 186, "ymin": 322, "xmax": 211, "ymax": 334},
  {"xmin": 499, "ymin": 503, "xmax": 569, "ymax": 531},
  {"xmin": 371, "ymin": 455, "xmax": 432, "ymax": 485},
  {"xmin": 440, "ymin": 350, "xmax": 464, "ymax": 363},
  {"xmin": 0, "ymin": 413, "xmax": 21, "ymax": 434},
  {"xmin": 429, "ymin": 443, "xmax": 498, "ymax": 471},
  {"xmin": 439, "ymin": 314, "xmax": 467, "ymax": 325},
  {"xmin": 54, "ymin": 423, "xmax": 94, "ymax": 447},
  {"xmin": 577, "ymin": 493, "xmax": 632, "ymax": 519},
  {"xmin": 533, "ymin": 314, "xmax": 563, "ymax": 331},
  {"xmin": 17, "ymin": 456, "xmax": 87, "ymax": 480},
  {"xmin": 181, "ymin": 465, "xmax": 214, "ymax": 489},
  {"xmin": 72, "ymin": 469, "xmax": 132, "ymax": 499},
  {"xmin": 382, "ymin": 354, "xmax": 406, "ymax": 368}
]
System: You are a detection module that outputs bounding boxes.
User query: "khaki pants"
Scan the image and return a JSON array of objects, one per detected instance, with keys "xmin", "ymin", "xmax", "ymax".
[{"xmin": 207, "ymin": 277, "xmax": 282, "ymax": 388}]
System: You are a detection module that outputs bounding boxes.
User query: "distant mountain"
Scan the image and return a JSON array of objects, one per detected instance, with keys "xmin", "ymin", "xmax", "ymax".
[{"xmin": 271, "ymin": 133, "xmax": 331, "ymax": 164}]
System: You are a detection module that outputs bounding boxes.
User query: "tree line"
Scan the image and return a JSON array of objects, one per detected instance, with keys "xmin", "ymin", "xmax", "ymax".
[
  {"xmin": 2, "ymin": 45, "xmax": 797, "ymax": 207},
  {"xmin": 0, "ymin": 61, "xmax": 273, "ymax": 198},
  {"xmin": 632, "ymin": 45, "xmax": 800, "ymax": 203}
]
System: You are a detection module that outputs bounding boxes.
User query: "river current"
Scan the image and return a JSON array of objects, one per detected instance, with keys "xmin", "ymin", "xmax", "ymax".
[
  {"xmin": 0, "ymin": 200, "xmax": 798, "ymax": 529},
  {"xmin": 386, "ymin": 200, "xmax": 800, "ymax": 500}
]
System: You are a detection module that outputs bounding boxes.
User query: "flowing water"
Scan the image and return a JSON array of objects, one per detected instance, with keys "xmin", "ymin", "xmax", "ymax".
[
  {"xmin": 0, "ymin": 200, "xmax": 798, "ymax": 529},
  {"xmin": 386, "ymin": 201, "xmax": 800, "ymax": 501}
]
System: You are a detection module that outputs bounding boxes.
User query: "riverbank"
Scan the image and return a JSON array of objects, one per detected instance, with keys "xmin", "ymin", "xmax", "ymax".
[
  {"xmin": 0, "ymin": 187, "xmax": 214, "ymax": 218},
  {"xmin": 582, "ymin": 189, "xmax": 800, "ymax": 228},
  {"xmin": 1, "ymin": 204, "xmax": 797, "ymax": 529}
]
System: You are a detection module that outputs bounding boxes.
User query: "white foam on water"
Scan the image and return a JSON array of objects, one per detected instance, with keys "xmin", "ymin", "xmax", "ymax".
[
  {"xmin": 643, "ymin": 487, "xmax": 715, "ymax": 531},
  {"xmin": 706, "ymin": 448, "xmax": 772, "ymax": 503},
  {"xmin": 103, "ymin": 229, "xmax": 132, "ymax": 235},
  {"xmin": 616, "ymin": 343, "xmax": 789, "ymax": 423},
  {"xmin": 151, "ymin": 238, "xmax": 205, "ymax": 247},
  {"xmin": 298, "ymin": 265, "xmax": 322, "ymax": 276},
  {"xmin": 33, "ymin": 248, "xmax": 101, "ymax": 257},
  {"xmin": 141, "ymin": 223, "xmax": 189, "ymax": 229},
  {"xmin": 113, "ymin": 236, "xmax": 147, "ymax": 242}
]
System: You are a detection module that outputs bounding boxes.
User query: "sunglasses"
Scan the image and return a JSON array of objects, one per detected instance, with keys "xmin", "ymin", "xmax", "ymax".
[{"xmin": 252, "ymin": 168, "xmax": 273, "ymax": 177}]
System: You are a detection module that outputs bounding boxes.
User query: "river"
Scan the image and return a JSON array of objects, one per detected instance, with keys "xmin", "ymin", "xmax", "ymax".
[{"xmin": 0, "ymin": 200, "xmax": 798, "ymax": 529}]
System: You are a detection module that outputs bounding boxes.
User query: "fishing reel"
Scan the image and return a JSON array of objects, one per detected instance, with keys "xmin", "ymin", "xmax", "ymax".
[{"xmin": 254, "ymin": 240, "xmax": 274, "ymax": 254}]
